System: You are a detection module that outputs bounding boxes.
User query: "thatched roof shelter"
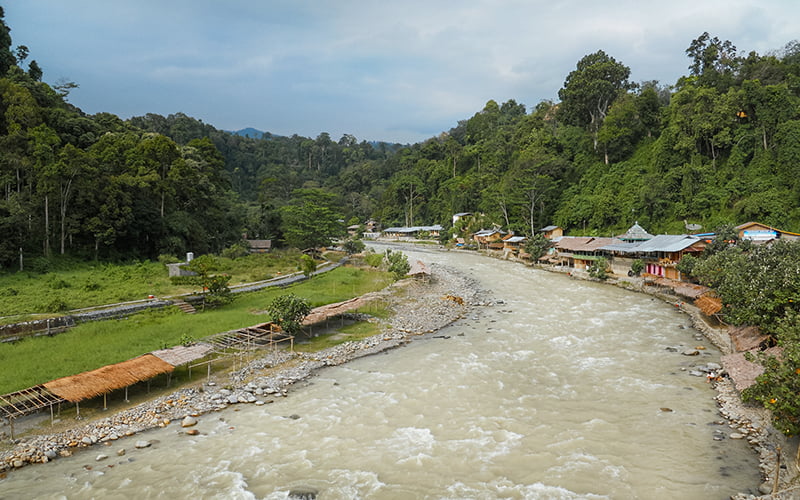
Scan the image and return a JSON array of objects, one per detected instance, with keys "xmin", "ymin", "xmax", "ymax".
[
  {"xmin": 0, "ymin": 386, "xmax": 66, "ymax": 420},
  {"xmin": 43, "ymin": 354, "xmax": 174, "ymax": 403},
  {"xmin": 695, "ymin": 294, "xmax": 723, "ymax": 316},
  {"xmin": 407, "ymin": 260, "xmax": 431, "ymax": 278},
  {"xmin": 302, "ymin": 296, "xmax": 375, "ymax": 325},
  {"xmin": 151, "ymin": 343, "xmax": 214, "ymax": 366}
]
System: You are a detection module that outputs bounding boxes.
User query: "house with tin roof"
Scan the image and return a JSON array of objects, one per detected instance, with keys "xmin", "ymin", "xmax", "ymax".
[
  {"xmin": 601, "ymin": 234, "xmax": 705, "ymax": 279},
  {"xmin": 554, "ymin": 236, "xmax": 620, "ymax": 269}
]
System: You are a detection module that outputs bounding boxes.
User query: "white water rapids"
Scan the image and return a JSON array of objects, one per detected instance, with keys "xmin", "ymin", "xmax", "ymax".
[{"xmin": 0, "ymin": 246, "xmax": 760, "ymax": 499}]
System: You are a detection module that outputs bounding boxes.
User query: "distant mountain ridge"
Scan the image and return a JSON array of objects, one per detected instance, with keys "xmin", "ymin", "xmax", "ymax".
[{"xmin": 230, "ymin": 127, "xmax": 268, "ymax": 139}]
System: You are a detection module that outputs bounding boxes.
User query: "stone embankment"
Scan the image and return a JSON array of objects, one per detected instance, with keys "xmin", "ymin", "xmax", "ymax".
[{"xmin": 0, "ymin": 262, "xmax": 489, "ymax": 475}]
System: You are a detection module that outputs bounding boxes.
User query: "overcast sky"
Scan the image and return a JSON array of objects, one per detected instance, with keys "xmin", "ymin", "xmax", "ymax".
[{"xmin": 6, "ymin": 1, "xmax": 799, "ymax": 144}]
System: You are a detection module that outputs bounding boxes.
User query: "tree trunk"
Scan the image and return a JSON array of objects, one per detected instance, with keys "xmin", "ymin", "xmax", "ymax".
[{"xmin": 44, "ymin": 194, "xmax": 50, "ymax": 257}]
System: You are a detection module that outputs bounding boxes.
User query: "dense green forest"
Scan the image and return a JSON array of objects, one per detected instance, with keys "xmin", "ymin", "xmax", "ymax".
[{"xmin": 2, "ymin": 5, "xmax": 800, "ymax": 271}]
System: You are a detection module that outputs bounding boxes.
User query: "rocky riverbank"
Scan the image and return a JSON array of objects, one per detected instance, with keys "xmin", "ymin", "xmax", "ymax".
[
  {"xmin": 0, "ymin": 261, "xmax": 490, "ymax": 476},
  {"xmin": 552, "ymin": 264, "xmax": 799, "ymax": 499}
]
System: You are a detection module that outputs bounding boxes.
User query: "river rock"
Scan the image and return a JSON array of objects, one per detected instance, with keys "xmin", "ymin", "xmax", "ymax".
[
  {"xmin": 288, "ymin": 487, "xmax": 318, "ymax": 499},
  {"xmin": 238, "ymin": 393, "xmax": 256, "ymax": 404},
  {"xmin": 44, "ymin": 449, "xmax": 57, "ymax": 460},
  {"xmin": 181, "ymin": 416, "xmax": 198, "ymax": 428},
  {"xmin": 135, "ymin": 440, "xmax": 151, "ymax": 449},
  {"xmin": 96, "ymin": 454, "xmax": 108, "ymax": 461},
  {"xmin": 682, "ymin": 349, "xmax": 700, "ymax": 356},
  {"xmin": 117, "ymin": 449, "xmax": 126, "ymax": 456},
  {"xmin": 81, "ymin": 436, "xmax": 94, "ymax": 445}
]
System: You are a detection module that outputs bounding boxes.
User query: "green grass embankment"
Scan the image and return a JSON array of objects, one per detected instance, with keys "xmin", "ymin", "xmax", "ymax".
[
  {"xmin": 0, "ymin": 266, "xmax": 392, "ymax": 395},
  {"xmin": 0, "ymin": 251, "xmax": 309, "ymax": 321}
]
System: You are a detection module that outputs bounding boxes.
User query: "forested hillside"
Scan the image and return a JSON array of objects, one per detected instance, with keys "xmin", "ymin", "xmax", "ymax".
[{"xmin": 2, "ymin": 2, "xmax": 799, "ymax": 271}]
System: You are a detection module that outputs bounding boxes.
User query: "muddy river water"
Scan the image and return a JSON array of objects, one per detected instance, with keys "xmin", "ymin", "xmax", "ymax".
[{"xmin": 0, "ymin": 246, "xmax": 760, "ymax": 499}]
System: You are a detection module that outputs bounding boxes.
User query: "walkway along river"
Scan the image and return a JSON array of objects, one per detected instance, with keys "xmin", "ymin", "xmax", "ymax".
[{"xmin": 0, "ymin": 245, "xmax": 760, "ymax": 499}]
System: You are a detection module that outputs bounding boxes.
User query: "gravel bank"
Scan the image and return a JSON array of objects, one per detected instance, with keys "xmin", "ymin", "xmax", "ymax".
[{"xmin": 0, "ymin": 262, "xmax": 490, "ymax": 475}]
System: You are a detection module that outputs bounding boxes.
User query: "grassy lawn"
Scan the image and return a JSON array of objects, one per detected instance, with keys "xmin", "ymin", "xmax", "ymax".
[
  {"xmin": 0, "ymin": 265, "xmax": 393, "ymax": 395},
  {"xmin": 0, "ymin": 250, "xmax": 310, "ymax": 322},
  {"xmin": 294, "ymin": 319, "xmax": 385, "ymax": 353}
]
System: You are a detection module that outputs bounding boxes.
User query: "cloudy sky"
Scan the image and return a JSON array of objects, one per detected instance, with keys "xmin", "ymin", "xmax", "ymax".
[{"xmin": 6, "ymin": 1, "xmax": 799, "ymax": 144}]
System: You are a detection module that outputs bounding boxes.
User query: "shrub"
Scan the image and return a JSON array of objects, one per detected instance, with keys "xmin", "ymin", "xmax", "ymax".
[
  {"xmin": 27, "ymin": 257, "xmax": 50, "ymax": 274},
  {"xmin": 630, "ymin": 259, "xmax": 644, "ymax": 276},
  {"xmin": 588, "ymin": 257, "xmax": 609, "ymax": 280},
  {"xmin": 82, "ymin": 279, "xmax": 102, "ymax": 292},
  {"xmin": 266, "ymin": 293, "xmax": 311, "ymax": 335},
  {"xmin": 386, "ymin": 249, "xmax": 410, "ymax": 280},
  {"xmin": 47, "ymin": 276, "xmax": 71, "ymax": 290},
  {"xmin": 365, "ymin": 252, "xmax": 384, "ymax": 268},
  {"xmin": 221, "ymin": 243, "xmax": 251, "ymax": 259},
  {"xmin": 44, "ymin": 298, "xmax": 70, "ymax": 312},
  {"xmin": 158, "ymin": 254, "xmax": 182, "ymax": 265},
  {"xmin": 343, "ymin": 239, "xmax": 366, "ymax": 255},
  {"xmin": 299, "ymin": 254, "xmax": 317, "ymax": 277}
]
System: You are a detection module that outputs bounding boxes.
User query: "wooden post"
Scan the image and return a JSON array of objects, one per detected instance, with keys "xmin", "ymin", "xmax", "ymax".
[
  {"xmin": 9, "ymin": 418, "xmax": 14, "ymax": 441},
  {"xmin": 774, "ymin": 446, "xmax": 782, "ymax": 495},
  {"xmin": 125, "ymin": 386, "xmax": 129, "ymax": 403},
  {"xmin": 207, "ymin": 363, "xmax": 211, "ymax": 379},
  {"xmin": 76, "ymin": 402, "xmax": 80, "ymax": 419},
  {"xmin": 103, "ymin": 393, "xmax": 107, "ymax": 410},
  {"xmin": 50, "ymin": 404, "xmax": 54, "ymax": 425}
]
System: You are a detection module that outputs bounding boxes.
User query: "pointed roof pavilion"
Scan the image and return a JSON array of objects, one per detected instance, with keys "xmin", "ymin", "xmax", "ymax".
[{"xmin": 620, "ymin": 221, "xmax": 653, "ymax": 242}]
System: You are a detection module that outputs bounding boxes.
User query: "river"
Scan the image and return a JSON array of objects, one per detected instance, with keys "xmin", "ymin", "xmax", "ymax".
[{"xmin": 0, "ymin": 245, "xmax": 760, "ymax": 499}]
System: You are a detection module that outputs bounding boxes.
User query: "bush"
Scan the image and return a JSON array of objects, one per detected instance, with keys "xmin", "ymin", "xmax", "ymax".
[
  {"xmin": 221, "ymin": 243, "xmax": 251, "ymax": 259},
  {"xmin": 158, "ymin": 254, "xmax": 182, "ymax": 265},
  {"xmin": 44, "ymin": 298, "xmax": 70, "ymax": 312},
  {"xmin": 676, "ymin": 254, "xmax": 697, "ymax": 276},
  {"xmin": 299, "ymin": 254, "xmax": 317, "ymax": 277},
  {"xmin": 630, "ymin": 259, "xmax": 644, "ymax": 276},
  {"xmin": 82, "ymin": 279, "xmax": 102, "ymax": 292},
  {"xmin": 588, "ymin": 257, "xmax": 609, "ymax": 280},
  {"xmin": 47, "ymin": 275, "xmax": 72, "ymax": 290},
  {"xmin": 170, "ymin": 275, "xmax": 198, "ymax": 285},
  {"xmin": 266, "ymin": 293, "xmax": 311, "ymax": 335},
  {"xmin": 365, "ymin": 252, "xmax": 384, "ymax": 268},
  {"xmin": 343, "ymin": 239, "xmax": 366, "ymax": 255},
  {"xmin": 27, "ymin": 257, "xmax": 50, "ymax": 274}
]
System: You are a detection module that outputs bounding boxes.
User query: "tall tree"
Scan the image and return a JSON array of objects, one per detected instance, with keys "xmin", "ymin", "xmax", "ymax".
[
  {"xmin": 280, "ymin": 188, "xmax": 344, "ymax": 249},
  {"xmin": 0, "ymin": 7, "xmax": 16, "ymax": 76},
  {"xmin": 558, "ymin": 50, "xmax": 634, "ymax": 151}
]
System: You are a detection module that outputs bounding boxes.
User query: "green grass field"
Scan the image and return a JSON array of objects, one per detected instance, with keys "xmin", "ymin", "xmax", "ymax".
[
  {"xmin": 0, "ymin": 265, "xmax": 393, "ymax": 395},
  {"xmin": 0, "ymin": 250, "xmax": 310, "ymax": 321}
]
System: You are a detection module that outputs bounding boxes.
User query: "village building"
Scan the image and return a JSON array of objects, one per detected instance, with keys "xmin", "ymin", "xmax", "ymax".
[
  {"xmin": 452, "ymin": 212, "xmax": 473, "ymax": 226},
  {"xmin": 472, "ymin": 228, "xmax": 507, "ymax": 249},
  {"xmin": 381, "ymin": 225, "xmax": 443, "ymax": 240},
  {"xmin": 602, "ymin": 234, "xmax": 705, "ymax": 279},
  {"xmin": 503, "ymin": 235, "xmax": 527, "ymax": 256},
  {"xmin": 245, "ymin": 239, "xmax": 272, "ymax": 254},
  {"xmin": 736, "ymin": 221, "xmax": 800, "ymax": 243},
  {"xmin": 539, "ymin": 225, "xmax": 563, "ymax": 240},
  {"xmin": 553, "ymin": 236, "xmax": 620, "ymax": 269}
]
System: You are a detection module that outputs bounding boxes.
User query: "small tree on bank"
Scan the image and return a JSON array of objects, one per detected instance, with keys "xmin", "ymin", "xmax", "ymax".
[
  {"xmin": 266, "ymin": 293, "xmax": 311, "ymax": 336},
  {"xmin": 385, "ymin": 249, "xmax": 410, "ymax": 280}
]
